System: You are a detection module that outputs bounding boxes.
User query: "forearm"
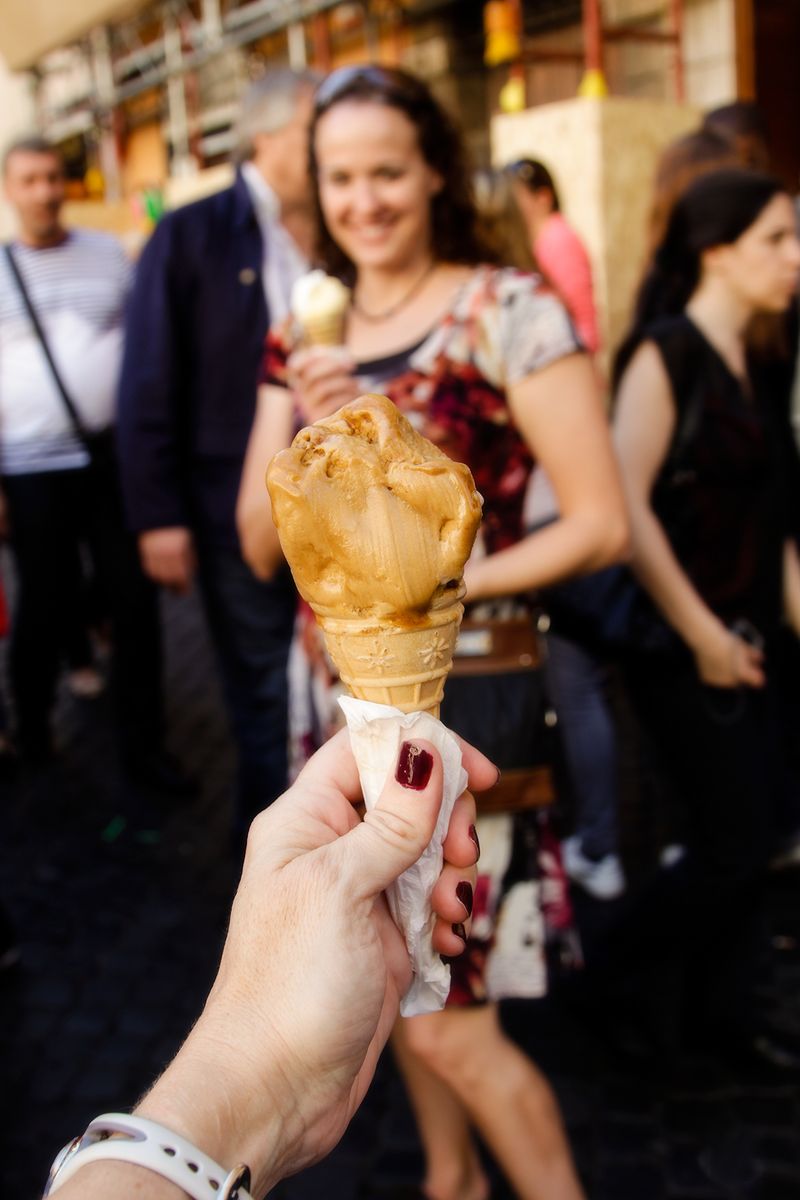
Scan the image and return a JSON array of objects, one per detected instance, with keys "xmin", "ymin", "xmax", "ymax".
[
  {"xmin": 627, "ymin": 501, "xmax": 722, "ymax": 650},
  {"xmin": 237, "ymin": 384, "xmax": 294, "ymax": 580},
  {"xmin": 236, "ymin": 495, "xmax": 284, "ymax": 581},
  {"xmin": 783, "ymin": 538, "xmax": 800, "ymax": 636},
  {"xmin": 465, "ymin": 508, "xmax": 627, "ymax": 603},
  {"xmin": 133, "ymin": 1022, "xmax": 288, "ymax": 1195},
  {"xmin": 51, "ymin": 1009, "xmax": 289, "ymax": 1200}
]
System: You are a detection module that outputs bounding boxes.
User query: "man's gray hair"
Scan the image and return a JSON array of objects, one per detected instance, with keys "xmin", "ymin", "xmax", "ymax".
[
  {"xmin": 2, "ymin": 135, "xmax": 63, "ymax": 176},
  {"xmin": 233, "ymin": 67, "xmax": 320, "ymax": 163}
]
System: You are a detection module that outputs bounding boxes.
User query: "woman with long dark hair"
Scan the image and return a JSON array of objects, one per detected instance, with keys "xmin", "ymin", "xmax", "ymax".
[
  {"xmin": 238, "ymin": 64, "xmax": 627, "ymax": 1200},
  {"xmin": 610, "ymin": 167, "xmax": 800, "ymax": 1062}
]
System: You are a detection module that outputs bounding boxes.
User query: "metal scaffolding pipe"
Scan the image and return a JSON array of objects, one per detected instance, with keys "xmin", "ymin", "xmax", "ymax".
[
  {"xmin": 668, "ymin": 0, "xmax": 685, "ymax": 102},
  {"xmin": 110, "ymin": 0, "xmax": 341, "ymax": 105},
  {"xmin": 583, "ymin": 0, "xmax": 603, "ymax": 73}
]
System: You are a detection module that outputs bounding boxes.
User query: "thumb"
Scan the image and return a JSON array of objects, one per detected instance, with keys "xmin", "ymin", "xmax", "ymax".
[{"xmin": 336, "ymin": 739, "xmax": 445, "ymax": 901}]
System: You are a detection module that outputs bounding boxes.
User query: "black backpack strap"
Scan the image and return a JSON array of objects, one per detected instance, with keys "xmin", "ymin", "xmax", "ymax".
[{"xmin": 3, "ymin": 242, "xmax": 90, "ymax": 445}]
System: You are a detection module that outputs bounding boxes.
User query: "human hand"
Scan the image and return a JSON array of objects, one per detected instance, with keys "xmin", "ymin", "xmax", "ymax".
[
  {"xmin": 136, "ymin": 729, "xmax": 495, "ymax": 1196},
  {"xmin": 693, "ymin": 620, "xmax": 765, "ymax": 689},
  {"xmin": 287, "ymin": 345, "xmax": 360, "ymax": 423},
  {"xmin": 138, "ymin": 526, "xmax": 196, "ymax": 594}
]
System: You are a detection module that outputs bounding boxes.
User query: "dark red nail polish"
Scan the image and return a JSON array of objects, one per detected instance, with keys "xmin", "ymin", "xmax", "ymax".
[
  {"xmin": 452, "ymin": 923, "xmax": 467, "ymax": 944},
  {"xmin": 396, "ymin": 742, "xmax": 433, "ymax": 790},
  {"xmin": 468, "ymin": 824, "xmax": 480, "ymax": 856},
  {"xmin": 456, "ymin": 881, "xmax": 473, "ymax": 917}
]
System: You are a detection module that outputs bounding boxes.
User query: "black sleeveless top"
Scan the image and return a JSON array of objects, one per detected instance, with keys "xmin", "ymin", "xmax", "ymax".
[{"xmin": 645, "ymin": 313, "xmax": 793, "ymax": 642}]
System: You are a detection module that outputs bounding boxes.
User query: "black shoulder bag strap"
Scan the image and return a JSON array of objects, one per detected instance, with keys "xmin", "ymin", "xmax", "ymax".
[{"xmin": 3, "ymin": 242, "xmax": 92, "ymax": 447}]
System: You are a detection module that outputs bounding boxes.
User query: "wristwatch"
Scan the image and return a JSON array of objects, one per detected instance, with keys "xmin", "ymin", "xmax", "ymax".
[{"xmin": 44, "ymin": 1113, "xmax": 253, "ymax": 1199}]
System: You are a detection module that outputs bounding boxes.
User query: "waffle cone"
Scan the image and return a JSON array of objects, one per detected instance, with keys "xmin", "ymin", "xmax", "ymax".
[
  {"xmin": 318, "ymin": 595, "xmax": 463, "ymax": 718},
  {"xmin": 301, "ymin": 310, "xmax": 347, "ymax": 346}
]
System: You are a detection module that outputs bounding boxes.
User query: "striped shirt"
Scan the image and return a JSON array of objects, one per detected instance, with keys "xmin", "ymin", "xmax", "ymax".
[{"xmin": 0, "ymin": 229, "xmax": 132, "ymax": 475}]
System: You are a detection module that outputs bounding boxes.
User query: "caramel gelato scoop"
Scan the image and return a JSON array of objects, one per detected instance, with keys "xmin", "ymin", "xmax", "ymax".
[{"xmin": 267, "ymin": 394, "xmax": 482, "ymax": 715}]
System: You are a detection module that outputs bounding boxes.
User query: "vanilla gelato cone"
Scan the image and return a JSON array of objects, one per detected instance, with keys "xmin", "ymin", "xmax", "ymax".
[
  {"xmin": 267, "ymin": 394, "xmax": 482, "ymax": 715},
  {"xmin": 291, "ymin": 269, "xmax": 350, "ymax": 346}
]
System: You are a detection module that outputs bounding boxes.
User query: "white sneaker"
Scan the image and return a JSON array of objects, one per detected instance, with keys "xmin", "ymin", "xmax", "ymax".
[
  {"xmin": 659, "ymin": 843, "xmax": 687, "ymax": 869},
  {"xmin": 66, "ymin": 666, "xmax": 105, "ymax": 699},
  {"xmin": 562, "ymin": 835, "xmax": 626, "ymax": 900}
]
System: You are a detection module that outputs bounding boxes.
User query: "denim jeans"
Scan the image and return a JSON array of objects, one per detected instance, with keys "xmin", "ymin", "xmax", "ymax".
[
  {"xmin": 543, "ymin": 630, "xmax": 620, "ymax": 860},
  {"xmin": 196, "ymin": 541, "xmax": 295, "ymax": 838}
]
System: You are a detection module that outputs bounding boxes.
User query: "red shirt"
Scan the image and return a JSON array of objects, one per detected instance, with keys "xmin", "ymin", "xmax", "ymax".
[{"xmin": 534, "ymin": 213, "xmax": 600, "ymax": 354}]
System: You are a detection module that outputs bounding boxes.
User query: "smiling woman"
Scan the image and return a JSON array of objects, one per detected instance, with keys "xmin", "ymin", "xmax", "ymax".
[
  {"xmin": 315, "ymin": 102, "xmax": 441, "ymax": 284},
  {"xmin": 236, "ymin": 63, "xmax": 629, "ymax": 1200}
]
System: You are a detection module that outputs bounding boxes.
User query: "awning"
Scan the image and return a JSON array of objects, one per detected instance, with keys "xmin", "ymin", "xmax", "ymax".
[{"xmin": 0, "ymin": 0, "xmax": 147, "ymax": 71}]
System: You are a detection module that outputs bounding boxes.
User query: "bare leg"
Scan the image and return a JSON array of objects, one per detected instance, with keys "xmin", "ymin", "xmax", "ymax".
[
  {"xmin": 392, "ymin": 1023, "xmax": 490, "ymax": 1200},
  {"xmin": 402, "ymin": 1005, "xmax": 585, "ymax": 1200}
]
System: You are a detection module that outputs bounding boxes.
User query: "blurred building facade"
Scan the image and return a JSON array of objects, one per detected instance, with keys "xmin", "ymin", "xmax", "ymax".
[
  {"xmin": 0, "ymin": 0, "xmax": 794, "ymax": 345},
  {"xmin": 1, "ymin": 2, "xmax": 793, "ymax": 207}
]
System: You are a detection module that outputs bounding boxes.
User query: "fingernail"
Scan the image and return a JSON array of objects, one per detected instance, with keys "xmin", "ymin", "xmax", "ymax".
[
  {"xmin": 468, "ymin": 824, "xmax": 481, "ymax": 856},
  {"xmin": 456, "ymin": 881, "xmax": 473, "ymax": 917},
  {"xmin": 396, "ymin": 742, "xmax": 433, "ymax": 790},
  {"xmin": 452, "ymin": 923, "xmax": 467, "ymax": 944}
]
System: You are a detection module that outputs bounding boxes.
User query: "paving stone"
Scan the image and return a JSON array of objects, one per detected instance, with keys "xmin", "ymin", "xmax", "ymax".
[
  {"xmin": 755, "ymin": 1167, "xmax": 800, "ymax": 1200},
  {"xmin": 596, "ymin": 1158, "xmax": 667, "ymax": 1199},
  {"xmin": 598, "ymin": 1113, "xmax": 663, "ymax": 1158},
  {"xmin": 735, "ymin": 1093, "xmax": 798, "ymax": 1130},
  {"xmin": 281, "ymin": 1160, "xmax": 361, "ymax": 1199},
  {"xmin": 666, "ymin": 1140, "xmax": 732, "ymax": 1194},
  {"xmin": 756, "ymin": 1131, "xmax": 800, "ymax": 1170}
]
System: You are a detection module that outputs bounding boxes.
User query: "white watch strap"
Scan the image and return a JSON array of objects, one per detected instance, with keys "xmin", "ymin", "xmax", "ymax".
[{"xmin": 46, "ymin": 1113, "xmax": 254, "ymax": 1199}]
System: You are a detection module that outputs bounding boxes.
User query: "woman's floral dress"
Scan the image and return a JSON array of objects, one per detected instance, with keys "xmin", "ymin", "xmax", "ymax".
[{"xmin": 263, "ymin": 265, "xmax": 582, "ymax": 1003}]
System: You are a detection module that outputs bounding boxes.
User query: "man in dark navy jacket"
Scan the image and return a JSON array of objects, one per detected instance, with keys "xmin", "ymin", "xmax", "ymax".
[{"xmin": 117, "ymin": 69, "xmax": 317, "ymax": 838}]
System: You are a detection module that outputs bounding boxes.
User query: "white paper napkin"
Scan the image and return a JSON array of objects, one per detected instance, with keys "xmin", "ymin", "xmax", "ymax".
[{"xmin": 338, "ymin": 695, "xmax": 467, "ymax": 1016}]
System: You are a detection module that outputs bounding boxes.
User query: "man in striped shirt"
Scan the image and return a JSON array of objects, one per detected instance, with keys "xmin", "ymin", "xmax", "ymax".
[{"xmin": 0, "ymin": 137, "xmax": 189, "ymax": 793}]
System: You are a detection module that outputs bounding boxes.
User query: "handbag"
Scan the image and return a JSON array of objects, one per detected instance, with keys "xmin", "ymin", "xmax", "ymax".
[
  {"xmin": 441, "ymin": 615, "xmax": 556, "ymax": 814},
  {"xmin": 3, "ymin": 244, "xmax": 119, "ymax": 488}
]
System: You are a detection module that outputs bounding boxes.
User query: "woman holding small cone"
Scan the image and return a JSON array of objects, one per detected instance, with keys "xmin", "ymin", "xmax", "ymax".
[{"xmin": 238, "ymin": 66, "xmax": 627, "ymax": 1200}]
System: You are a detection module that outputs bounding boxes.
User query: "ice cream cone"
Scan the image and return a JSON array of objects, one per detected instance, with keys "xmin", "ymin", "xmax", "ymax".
[
  {"xmin": 300, "ymin": 310, "xmax": 347, "ymax": 346},
  {"xmin": 267, "ymin": 394, "xmax": 482, "ymax": 716},
  {"xmin": 318, "ymin": 587, "xmax": 465, "ymax": 718},
  {"xmin": 291, "ymin": 270, "xmax": 350, "ymax": 347}
]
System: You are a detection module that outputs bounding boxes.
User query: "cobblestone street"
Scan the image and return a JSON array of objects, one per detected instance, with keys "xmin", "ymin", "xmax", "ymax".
[{"xmin": 2, "ymin": 584, "xmax": 800, "ymax": 1199}]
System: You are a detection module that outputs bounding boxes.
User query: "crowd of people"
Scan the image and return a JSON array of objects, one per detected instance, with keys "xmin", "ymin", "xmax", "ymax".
[{"xmin": 0, "ymin": 61, "xmax": 799, "ymax": 1200}]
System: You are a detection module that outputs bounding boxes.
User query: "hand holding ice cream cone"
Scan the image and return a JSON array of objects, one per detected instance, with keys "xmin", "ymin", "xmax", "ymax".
[{"xmin": 267, "ymin": 394, "xmax": 483, "ymax": 1015}]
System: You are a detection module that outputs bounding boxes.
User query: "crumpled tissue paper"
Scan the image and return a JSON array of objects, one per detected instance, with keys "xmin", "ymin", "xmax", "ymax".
[{"xmin": 339, "ymin": 695, "xmax": 467, "ymax": 1017}]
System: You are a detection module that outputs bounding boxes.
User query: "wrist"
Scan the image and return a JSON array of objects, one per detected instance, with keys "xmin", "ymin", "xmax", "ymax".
[
  {"xmin": 684, "ymin": 609, "xmax": 727, "ymax": 655},
  {"xmin": 135, "ymin": 1008, "xmax": 293, "ymax": 1196}
]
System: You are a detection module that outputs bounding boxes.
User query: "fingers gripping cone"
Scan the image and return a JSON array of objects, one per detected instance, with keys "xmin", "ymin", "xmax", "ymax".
[{"xmin": 266, "ymin": 395, "xmax": 482, "ymax": 715}]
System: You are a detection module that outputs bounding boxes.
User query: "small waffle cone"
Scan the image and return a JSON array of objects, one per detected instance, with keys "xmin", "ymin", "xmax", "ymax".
[
  {"xmin": 301, "ymin": 310, "xmax": 347, "ymax": 346},
  {"xmin": 317, "ymin": 590, "xmax": 464, "ymax": 718}
]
